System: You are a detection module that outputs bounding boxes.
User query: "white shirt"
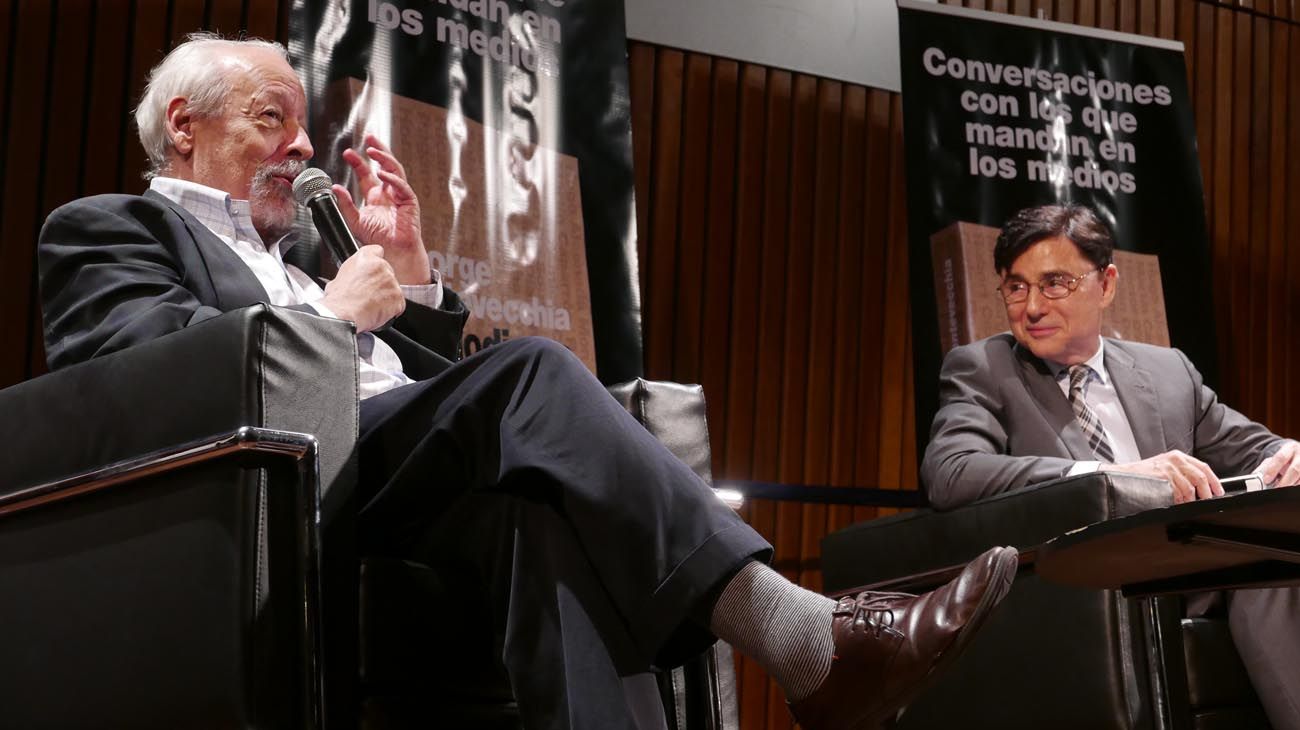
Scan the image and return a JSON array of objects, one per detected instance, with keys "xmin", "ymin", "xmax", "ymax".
[
  {"xmin": 149, "ymin": 177, "xmax": 442, "ymax": 400},
  {"xmin": 1044, "ymin": 338, "xmax": 1143, "ymax": 474}
]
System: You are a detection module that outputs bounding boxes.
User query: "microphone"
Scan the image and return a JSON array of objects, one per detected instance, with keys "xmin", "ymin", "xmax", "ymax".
[{"xmin": 292, "ymin": 168, "xmax": 360, "ymax": 266}]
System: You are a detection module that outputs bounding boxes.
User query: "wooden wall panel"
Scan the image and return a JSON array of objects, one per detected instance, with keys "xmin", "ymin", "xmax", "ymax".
[
  {"xmin": 126, "ymin": 0, "xmax": 174, "ymax": 192},
  {"xmin": 629, "ymin": 1, "xmax": 1300, "ymax": 724},
  {"xmin": 671, "ymin": 53, "xmax": 713, "ymax": 386},
  {"xmin": 1, "ymin": 0, "xmax": 54, "ymax": 387},
  {"xmin": 83, "ymin": 0, "xmax": 132, "ymax": 197},
  {"xmin": 644, "ymin": 48, "xmax": 684, "ymax": 380},
  {"xmin": 746, "ymin": 66, "xmax": 787, "ymax": 730},
  {"xmin": 0, "ymin": 0, "xmax": 290, "ymax": 389},
  {"xmin": 33, "ymin": 0, "xmax": 96, "ymax": 374},
  {"xmin": 1265, "ymin": 24, "xmax": 1289, "ymax": 428},
  {"xmin": 699, "ymin": 59, "xmax": 740, "ymax": 443},
  {"xmin": 827, "ymin": 84, "xmax": 867, "ymax": 537},
  {"xmin": 1286, "ymin": 26, "xmax": 1300, "ymax": 432},
  {"xmin": 850, "ymin": 89, "xmax": 895, "ymax": 526}
]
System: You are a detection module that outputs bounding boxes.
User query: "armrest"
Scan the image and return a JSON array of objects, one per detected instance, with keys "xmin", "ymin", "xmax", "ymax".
[
  {"xmin": 1, "ymin": 304, "xmax": 359, "ymax": 509},
  {"xmin": 1, "ymin": 305, "xmax": 362, "ymax": 729},
  {"xmin": 822, "ymin": 471, "xmax": 1171, "ymax": 592}
]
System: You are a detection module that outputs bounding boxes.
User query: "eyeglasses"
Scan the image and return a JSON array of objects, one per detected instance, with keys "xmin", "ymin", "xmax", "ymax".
[{"xmin": 996, "ymin": 268, "xmax": 1102, "ymax": 304}]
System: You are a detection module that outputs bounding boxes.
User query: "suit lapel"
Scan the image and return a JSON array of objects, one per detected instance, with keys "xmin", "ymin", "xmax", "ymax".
[
  {"xmin": 143, "ymin": 189, "xmax": 271, "ymax": 311},
  {"xmin": 1013, "ymin": 343, "xmax": 1096, "ymax": 460},
  {"xmin": 1103, "ymin": 340, "xmax": 1167, "ymax": 457}
]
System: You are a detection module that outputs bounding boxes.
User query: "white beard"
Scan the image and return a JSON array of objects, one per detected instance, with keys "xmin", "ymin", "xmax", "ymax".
[{"xmin": 249, "ymin": 160, "xmax": 305, "ymax": 241}]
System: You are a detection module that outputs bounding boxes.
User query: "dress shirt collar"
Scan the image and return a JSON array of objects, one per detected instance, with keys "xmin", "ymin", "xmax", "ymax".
[
  {"xmin": 149, "ymin": 176, "xmax": 295, "ymax": 253},
  {"xmin": 1045, "ymin": 337, "xmax": 1109, "ymax": 385}
]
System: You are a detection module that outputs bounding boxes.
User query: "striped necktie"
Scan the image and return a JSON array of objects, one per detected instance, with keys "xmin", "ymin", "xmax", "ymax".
[{"xmin": 1068, "ymin": 364, "xmax": 1116, "ymax": 463}]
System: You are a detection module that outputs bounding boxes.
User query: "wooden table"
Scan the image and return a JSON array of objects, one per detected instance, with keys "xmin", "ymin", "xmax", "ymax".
[{"xmin": 1034, "ymin": 486, "xmax": 1300, "ymax": 597}]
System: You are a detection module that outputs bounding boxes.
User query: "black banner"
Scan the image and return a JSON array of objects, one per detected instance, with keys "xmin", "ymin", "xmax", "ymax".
[
  {"xmin": 291, "ymin": 0, "xmax": 642, "ymax": 382},
  {"xmin": 899, "ymin": 1, "xmax": 1215, "ymax": 463}
]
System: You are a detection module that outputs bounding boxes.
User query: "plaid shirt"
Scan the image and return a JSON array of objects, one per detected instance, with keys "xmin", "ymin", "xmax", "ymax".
[{"xmin": 150, "ymin": 177, "xmax": 443, "ymax": 399}]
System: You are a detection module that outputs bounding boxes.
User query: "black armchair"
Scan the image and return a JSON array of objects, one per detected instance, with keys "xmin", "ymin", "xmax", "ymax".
[
  {"xmin": 0, "ymin": 305, "xmax": 737, "ymax": 729},
  {"xmin": 820, "ymin": 473, "xmax": 1267, "ymax": 730}
]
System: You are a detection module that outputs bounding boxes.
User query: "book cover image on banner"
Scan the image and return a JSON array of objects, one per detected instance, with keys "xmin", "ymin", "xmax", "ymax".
[
  {"xmin": 898, "ymin": 1, "xmax": 1216, "ymax": 462},
  {"xmin": 290, "ymin": 0, "xmax": 642, "ymax": 380}
]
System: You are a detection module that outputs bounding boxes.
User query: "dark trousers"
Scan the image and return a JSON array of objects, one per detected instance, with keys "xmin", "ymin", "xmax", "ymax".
[{"xmin": 355, "ymin": 337, "xmax": 771, "ymax": 728}]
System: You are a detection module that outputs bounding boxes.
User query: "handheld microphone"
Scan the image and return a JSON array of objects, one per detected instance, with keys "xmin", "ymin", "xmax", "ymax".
[{"xmin": 292, "ymin": 168, "xmax": 360, "ymax": 266}]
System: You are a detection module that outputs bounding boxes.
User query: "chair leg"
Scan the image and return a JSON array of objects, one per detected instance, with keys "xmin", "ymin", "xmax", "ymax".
[
  {"xmin": 657, "ymin": 641, "xmax": 740, "ymax": 730},
  {"xmin": 710, "ymin": 641, "xmax": 740, "ymax": 730},
  {"xmin": 1143, "ymin": 596, "xmax": 1194, "ymax": 730}
]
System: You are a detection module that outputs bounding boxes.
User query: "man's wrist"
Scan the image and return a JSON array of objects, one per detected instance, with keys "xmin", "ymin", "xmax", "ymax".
[
  {"xmin": 389, "ymin": 244, "xmax": 433, "ymax": 285},
  {"xmin": 394, "ymin": 268, "xmax": 433, "ymax": 286},
  {"xmin": 400, "ymin": 268, "xmax": 444, "ymax": 309}
]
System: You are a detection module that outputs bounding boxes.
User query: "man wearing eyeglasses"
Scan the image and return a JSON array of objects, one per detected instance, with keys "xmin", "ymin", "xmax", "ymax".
[{"xmin": 921, "ymin": 203, "xmax": 1300, "ymax": 729}]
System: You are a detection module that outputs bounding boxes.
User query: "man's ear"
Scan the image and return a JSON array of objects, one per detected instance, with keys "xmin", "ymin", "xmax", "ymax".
[
  {"xmin": 165, "ymin": 97, "xmax": 195, "ymax": 156},
  {"xmin": 1099, "ymin": 263, "xmax": 1119, "ymax": 308}
]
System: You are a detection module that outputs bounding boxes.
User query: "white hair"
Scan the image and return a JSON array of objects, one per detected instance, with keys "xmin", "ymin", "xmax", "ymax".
[{"xmin": 134, "ymin": 31, "xmax": 289, "ymax": 180}]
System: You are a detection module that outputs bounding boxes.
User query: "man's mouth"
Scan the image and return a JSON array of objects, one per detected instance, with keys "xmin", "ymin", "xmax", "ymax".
[
  {"xmin": 1026, "ymin": 325, "xmax": 1058, "ymax": 338},
  {"xmin": 255, "ymin": 161, "xmax": 306, "ymax": 194}
]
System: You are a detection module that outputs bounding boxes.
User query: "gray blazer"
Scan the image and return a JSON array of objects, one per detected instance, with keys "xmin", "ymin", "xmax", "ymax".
[{"xmin": 921, "ymin": 333, "xmax": 1283, "ymax": 510}]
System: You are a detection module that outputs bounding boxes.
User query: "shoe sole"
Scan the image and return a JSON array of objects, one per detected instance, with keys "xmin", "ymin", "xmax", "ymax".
[{"xmin": 851, "ymin": 546, "xmax": 1020, "ymax": 729}]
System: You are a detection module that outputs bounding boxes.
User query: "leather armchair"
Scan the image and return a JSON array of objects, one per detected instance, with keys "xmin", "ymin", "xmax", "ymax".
[
  {"xmin": 820, "ymin": 473, "xmax": 1268, "ymax": 730},
  {"xmin": 0, "ymin": 305, "xmax": 736, "ymax": 730}
]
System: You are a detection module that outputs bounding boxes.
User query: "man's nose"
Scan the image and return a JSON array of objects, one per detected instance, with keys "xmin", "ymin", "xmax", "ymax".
[
  {"xmin": 286, "ymin": 123, "xmax": 314, "ymax": 160},
  {"xmin": 1024, "ymin": 286, "xmax": 1048, "ymax": 317}
]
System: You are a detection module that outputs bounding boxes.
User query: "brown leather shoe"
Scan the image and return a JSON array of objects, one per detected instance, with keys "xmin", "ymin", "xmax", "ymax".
[{"xmin": 789, "ymin": 546, "xmax": 1019, "ymax": 730}]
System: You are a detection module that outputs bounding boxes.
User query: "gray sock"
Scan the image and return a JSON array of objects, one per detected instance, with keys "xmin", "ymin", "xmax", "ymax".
[{"xmin": 708, "ymin": 560, "xmax": 836, "ymax": 702}]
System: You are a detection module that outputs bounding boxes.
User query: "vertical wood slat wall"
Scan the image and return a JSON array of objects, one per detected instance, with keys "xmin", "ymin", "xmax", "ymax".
[
  {"xmin": 0, "ymin": 0, "xmax": 1297, "ymax": 727},
  {"xmin": 0, "ymin": 0, "xmax": 289, "ymax": 388},
  {"xmin": 629, "ymin": 1, "xmax": 1300, "ymax": 727}
]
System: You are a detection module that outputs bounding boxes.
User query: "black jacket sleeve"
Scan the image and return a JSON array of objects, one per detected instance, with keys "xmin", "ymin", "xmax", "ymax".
[{"xmin": 38, "ymin": 195, "xmax": 225, "ymax": 371}]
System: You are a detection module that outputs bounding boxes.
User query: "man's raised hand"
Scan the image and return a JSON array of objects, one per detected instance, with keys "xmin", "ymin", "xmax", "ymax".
[{"xmin": 332, "ymin": 133, "xmax": 430, "ymax": 285}]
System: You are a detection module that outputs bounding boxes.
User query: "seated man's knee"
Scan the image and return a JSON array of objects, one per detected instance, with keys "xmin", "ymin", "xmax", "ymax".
[{"xmin": 496, "ymin": 336, "xmax": 580, "ymax": 365}]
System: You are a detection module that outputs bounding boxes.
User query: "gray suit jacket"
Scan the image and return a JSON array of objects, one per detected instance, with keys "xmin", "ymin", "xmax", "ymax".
[{"xmin": 921, "ymin": 333, "xmax": 1283, "ymax": 510}]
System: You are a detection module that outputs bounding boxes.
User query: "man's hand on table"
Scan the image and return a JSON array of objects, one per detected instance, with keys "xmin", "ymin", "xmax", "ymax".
[
  {"xmin": 1099, "ymin": 450, "xmax": 1223, "ymax": 504},
  {"xmin": 1254, "ymin": 440, "xmax": 1300, "ymax": 489}
]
